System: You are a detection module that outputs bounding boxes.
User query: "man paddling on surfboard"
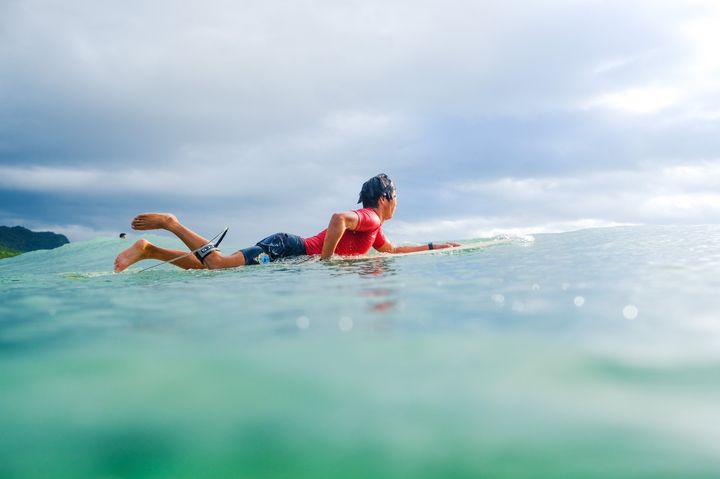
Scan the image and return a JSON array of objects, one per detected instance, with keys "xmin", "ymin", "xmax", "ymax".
[{"xmin": 114, "ymin": 174, "xmax": 459, "ymax": 272}]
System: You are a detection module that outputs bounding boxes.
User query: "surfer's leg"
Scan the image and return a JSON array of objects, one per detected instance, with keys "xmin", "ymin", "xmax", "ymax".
[
  {"xmin": 129, "ymin": 213, "xmax": 248, "ymax": 269},
  {"xmin": 114, "ymin": 239, "xmax": 205, "ymax": 272},
  {"xmin": 132, "ymin": 213, "xmax": 213, "ymax": 253},
  {"xmin": 203, "ymin": 250, "xmax": 247, "ymax": 269},
  {"xmin": 143, "ymin": 242, "xmax": 205, "ymax": 270},
  {"xmin": 131, "ymin": 213, "xmax": 178, "ymax": 231}
]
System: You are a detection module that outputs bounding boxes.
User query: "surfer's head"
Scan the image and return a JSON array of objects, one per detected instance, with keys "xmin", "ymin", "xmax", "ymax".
[{"xmin": 358, "ymin": 174, "xmax": 396, "ymax": 208}]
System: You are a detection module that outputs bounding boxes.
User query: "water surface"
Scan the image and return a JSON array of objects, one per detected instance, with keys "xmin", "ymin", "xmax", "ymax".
[{"xmin": 1, "ymin": 226, "xmax": 719, "ymax": 478}]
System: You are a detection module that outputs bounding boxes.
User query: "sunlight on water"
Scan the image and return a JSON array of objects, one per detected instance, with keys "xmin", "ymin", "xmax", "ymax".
[
  {"xmin": 623, "ymin": 304, "xmax": 639, "ymax": 320},
  {"xmin": 296, "ymin": 315, "xmax": 310, "ymax": 330},
  {"xmin": 1, "ymin": 226, "xmax": 720, "ymax": 478}
]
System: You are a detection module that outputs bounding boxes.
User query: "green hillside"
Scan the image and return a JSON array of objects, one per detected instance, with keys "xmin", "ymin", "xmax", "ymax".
[
  {"xmin": 0, "ymin": 225, "xmax": 69, "ymax": 253},
  {"xmin": 0, "ymin": 245, "xmax": 21, "ymax": 259}
]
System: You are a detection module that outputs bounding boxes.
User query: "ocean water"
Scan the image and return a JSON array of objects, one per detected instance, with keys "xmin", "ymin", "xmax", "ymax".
[{"xmin": 1, "ymin": 225, "xmax": 720, "ymax": 478}]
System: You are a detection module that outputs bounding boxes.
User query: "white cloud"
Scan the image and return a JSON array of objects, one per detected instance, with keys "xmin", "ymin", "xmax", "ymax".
[
  {"xmin": 0, "ymin": 166, "xmax": 187, "ymax": 195},
  {"xmin": 583, "ymin": 86, "xmax": 683, "ymax": 114},
  {"xmin": 677, "ymin": 3, "xmax": 720, "ymax": 82},
  {"xmin": 0, "ymin": 108, "xmax": 407, "ymax": 198},
  {"xmin": 2, "ymin": 0, "xmax": 720, "ymax": 239},
  {"xmin": 590, "ymin": 57, "xmax": 637, "ymax": 76},
  {"xmin": 578, "ymin": 1, "xmax": 720, "ymax": 119},
  {"xmin": 4, "ymin": 160, "xmax": 720, "ymax": 243},
  {"xmin": 640, "ymin": 194, "xmax": 720, "ymax": 219},
  {"xmin": 409, "ymin": 161, "xmax": 720, "ymax": 238},
  {"xmin": 388, "ymin": 216, "xmax": 631, "ymax": 243},
  {"xmin": 31, "ymin": 223, "xmax": 118, "ymax": 242}
]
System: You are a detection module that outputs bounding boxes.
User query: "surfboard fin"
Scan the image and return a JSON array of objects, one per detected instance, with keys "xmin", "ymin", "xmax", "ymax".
[{"xmin": 214, "ymin": 227, "xmax": 228, "ymax": 248}]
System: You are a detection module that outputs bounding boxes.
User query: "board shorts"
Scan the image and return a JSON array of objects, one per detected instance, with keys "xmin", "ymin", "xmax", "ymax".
[{"xmin": 239, "ymin": 233, "xmax": 307, "ymax": 265}]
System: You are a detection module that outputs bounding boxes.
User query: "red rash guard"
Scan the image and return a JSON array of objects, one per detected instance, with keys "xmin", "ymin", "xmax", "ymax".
[{"xmin": 304, "ymin": 208, "xmax": 387, "ymax": 256}]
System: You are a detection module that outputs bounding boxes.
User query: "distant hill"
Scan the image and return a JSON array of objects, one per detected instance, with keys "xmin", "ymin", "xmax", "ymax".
[{"xmin": 0, "ymin": 226, "xmax": 70, "ymax": 258}]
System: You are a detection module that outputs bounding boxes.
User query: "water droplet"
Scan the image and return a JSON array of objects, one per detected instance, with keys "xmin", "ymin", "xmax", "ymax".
[
  {"xmin": 561, "ymin": 283, "xmax": 570, "ymax": 291},
  {"xmin": 296, "ymin": 316, "xmax": 310, "ymax": 329},
  {"xmin": 622, "ymin": 305, "xmax": 639, "ymax": 320},
  {"xmin": 491, "ymin": 294, "xmax": 505, "ymax": 304},
  {"xmin": 339, "ymin": 316, "xmax": 353, "ymax": 332},
  {"xmin": 532, "ymin": 283, "xmax": 540, "ymax": 291},
  {"xmin": 574, "ymin": 296, "xmax": 585, "ymax": 307}
]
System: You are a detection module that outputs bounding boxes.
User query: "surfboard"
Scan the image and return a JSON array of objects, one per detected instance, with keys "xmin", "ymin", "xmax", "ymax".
[
  {"xmin": 386, "ymin": 238, "xmax": 511, "ymax": 257},
  {"xmin": 321, "ymin": 237, "xmax": 512, "ymax": 265}
]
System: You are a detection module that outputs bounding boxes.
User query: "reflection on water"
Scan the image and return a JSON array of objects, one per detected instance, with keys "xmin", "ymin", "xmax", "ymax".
[
  {"xmin": 362, "ymin": 287, "xmax": 398, "ymax": 315},
  {"xmin": 328, "ymin": 255, "xmax": 397, "ymax": 278}
]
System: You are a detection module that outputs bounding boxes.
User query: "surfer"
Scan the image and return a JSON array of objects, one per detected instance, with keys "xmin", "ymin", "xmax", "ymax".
[{"xmin": 114, "ymin": 174, "xmax": 459, "ymax": 272}]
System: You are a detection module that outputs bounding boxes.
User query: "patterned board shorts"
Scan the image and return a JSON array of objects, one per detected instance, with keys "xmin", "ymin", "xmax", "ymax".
[{"xmin": 239, "ymin": 233, "xmax": 307, "ymax": 265}]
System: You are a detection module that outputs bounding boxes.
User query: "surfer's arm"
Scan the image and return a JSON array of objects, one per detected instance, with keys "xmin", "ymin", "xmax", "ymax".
[
  {"xmin": 320, "ymin": 211, "xmax": 360, "ymax": 260},
  {"xmin": 375, "ymin": 241, "xmax": 460, "ymax": 254}
]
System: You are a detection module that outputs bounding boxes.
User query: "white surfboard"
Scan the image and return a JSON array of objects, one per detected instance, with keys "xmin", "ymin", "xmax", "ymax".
[{"xmin": 323, "ymin": 237, "xmax": 512, "ymax": 264}]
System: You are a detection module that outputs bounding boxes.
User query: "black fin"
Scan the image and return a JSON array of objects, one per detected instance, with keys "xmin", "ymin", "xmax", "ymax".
[{"xmin": 214, "ymin": 227, "xmax": 229, "ymax": 248}]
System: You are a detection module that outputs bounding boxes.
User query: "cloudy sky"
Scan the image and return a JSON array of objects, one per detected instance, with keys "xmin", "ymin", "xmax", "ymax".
[{"xmin": 1, "ymin": 0, "xmax": 719, "ymax": 245}]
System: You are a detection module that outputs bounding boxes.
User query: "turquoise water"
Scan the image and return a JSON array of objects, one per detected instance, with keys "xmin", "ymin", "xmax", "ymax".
[{"xmin": 1, "ymin": 225, "xmax": 720, "ymax": 478}]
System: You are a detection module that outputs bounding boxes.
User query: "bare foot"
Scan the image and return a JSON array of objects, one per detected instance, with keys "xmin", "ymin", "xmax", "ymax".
[
  {"xmin": 131, "ymin": 213, "xmax": 178, "ymax": 231},
  {"xmin": 114, "ymin": 239, "xmax": 149, "ymax": 272}
]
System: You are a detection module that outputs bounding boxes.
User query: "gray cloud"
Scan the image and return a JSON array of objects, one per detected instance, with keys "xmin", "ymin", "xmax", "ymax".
[{"xmin": 1, "ymin": 0, "xmax": 719, "ymax": 242}]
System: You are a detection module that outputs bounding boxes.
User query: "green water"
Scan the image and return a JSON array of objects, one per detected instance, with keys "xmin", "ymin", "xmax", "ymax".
[{"xmin": 1, "ymin": 226, "xmax": 719, "ymax": 478}]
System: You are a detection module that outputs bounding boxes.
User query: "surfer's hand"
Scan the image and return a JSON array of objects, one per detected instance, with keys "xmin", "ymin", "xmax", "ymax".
[{"xmin": 434, "ymin": 242, "xmax": 461, "ymax": 249}]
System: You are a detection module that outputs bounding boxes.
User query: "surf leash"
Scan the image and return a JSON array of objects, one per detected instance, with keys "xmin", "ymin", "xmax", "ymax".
[{"xmin": 136, "ymin": 227, "xmax": 229, "ymax": 273}]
